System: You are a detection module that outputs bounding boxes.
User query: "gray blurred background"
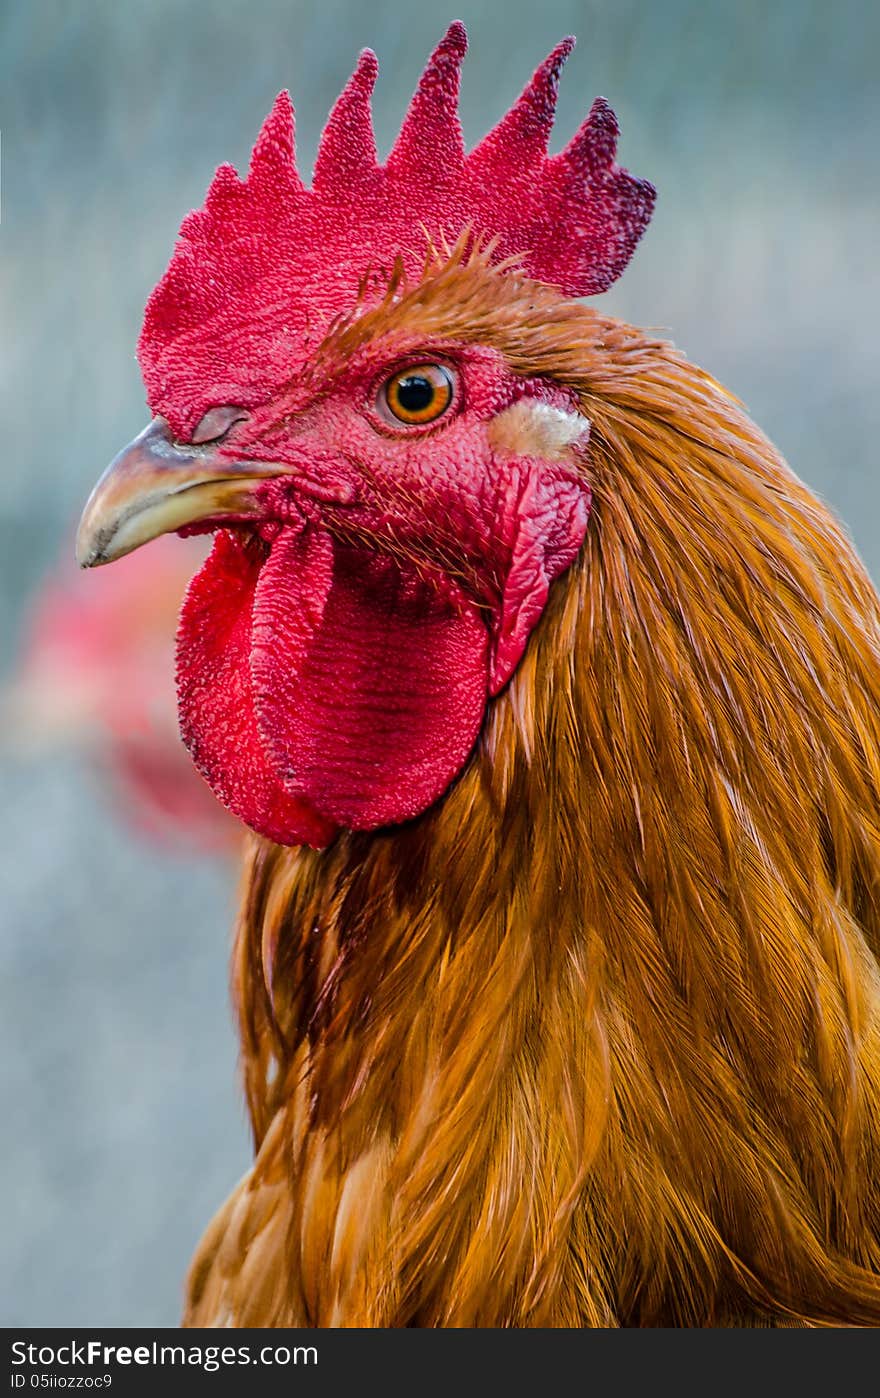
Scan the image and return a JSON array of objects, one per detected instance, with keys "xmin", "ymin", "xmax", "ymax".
[{"xmin": 1, "ymin": 0, "xmax": 878, "ymax": 1326}]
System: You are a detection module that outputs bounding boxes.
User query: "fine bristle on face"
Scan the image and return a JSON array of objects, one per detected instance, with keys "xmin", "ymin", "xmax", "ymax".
[{"xmin": 138, "ymin": 22, "xmax": 655, "ymax": 438}]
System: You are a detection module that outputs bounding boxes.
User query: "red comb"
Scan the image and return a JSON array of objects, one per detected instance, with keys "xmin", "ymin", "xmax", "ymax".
[{"xmin": 138, "ymin": 23, "xmax": 655, "ymax": 433}]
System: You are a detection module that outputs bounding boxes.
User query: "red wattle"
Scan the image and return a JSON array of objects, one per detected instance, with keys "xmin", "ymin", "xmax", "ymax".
[
  {"xmin": 176, "ymin": 530, "xmax": 337, "ymax": 847},
  {"xmin": 177, "ymin": 525, "xmax": 491, "ymax": 844},
  {"xmin": 250, "ymin": 528, "xmax": 489, "ymax": 830}
]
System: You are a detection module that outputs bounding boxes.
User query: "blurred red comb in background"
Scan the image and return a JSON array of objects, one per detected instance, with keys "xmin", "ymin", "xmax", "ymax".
[{"xmin": 9, "ymin": 536, "xmax": 240, "ymax": 852}]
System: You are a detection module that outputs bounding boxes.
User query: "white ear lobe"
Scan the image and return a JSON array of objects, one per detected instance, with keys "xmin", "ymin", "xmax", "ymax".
[{"xmin": 487, "ymin": 399, "xmax": 590, "ymax": 460}]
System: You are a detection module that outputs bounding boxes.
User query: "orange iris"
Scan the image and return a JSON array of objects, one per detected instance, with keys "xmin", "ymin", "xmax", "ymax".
[{"xmin": 381, "ymin": 364, "xmax": 454, "ymax": 425}]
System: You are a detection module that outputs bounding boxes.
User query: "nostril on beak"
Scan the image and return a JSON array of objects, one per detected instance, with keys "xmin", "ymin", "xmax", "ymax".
[{"xmin": 189, "ymin": 406, "xmax": 250, "ymax": 447}]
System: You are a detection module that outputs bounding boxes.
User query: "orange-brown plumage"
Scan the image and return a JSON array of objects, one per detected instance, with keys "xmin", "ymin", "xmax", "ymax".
[
  {"xmin": 74, "ymin": 29, "xmax": 880, "ymax": 1326},
  {"xmin": 179, "ymin": 262, "xmax": 880, "ymax": 1326}
]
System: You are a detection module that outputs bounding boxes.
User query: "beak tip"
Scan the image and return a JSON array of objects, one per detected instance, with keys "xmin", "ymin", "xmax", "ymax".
[
  {"xmin": 74, "ymin": 532, "xmax": 97, "ymax": 570},
  {"xmin": 74, "ymin": 519, "xmax": 110, "ymax": 569},
  {"xmin": 76, "ymin": 547, "xmax": 109, "ymax": 570}
]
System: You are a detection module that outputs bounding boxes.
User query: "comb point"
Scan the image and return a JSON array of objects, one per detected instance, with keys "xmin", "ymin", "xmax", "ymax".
[
  {"xmin": 561, "ymin": 96, "xmax": 620, "ymax": 178},
  {"xmin": 386, "ymin": 22, "xmax": 467, "ymax": 179},
  {"xmin": 313, "ymin": 49, "xmax": 379, "ymax": 191},
  {"xmin": 435, "ymin": 20, "xmax": 467, "ymax": 58},
  {"xmin": 469, "ymin": 36, "xmax": 575, "ymax": 175},
  {"xmin": 247, "ymin": 89, "xmax": 302, "ymax": 194}
]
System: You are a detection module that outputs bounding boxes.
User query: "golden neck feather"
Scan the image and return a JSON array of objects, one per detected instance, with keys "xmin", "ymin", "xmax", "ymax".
[{"xmin": 224, "ymin": 293, "xmax": 880, "ymax": 1324}]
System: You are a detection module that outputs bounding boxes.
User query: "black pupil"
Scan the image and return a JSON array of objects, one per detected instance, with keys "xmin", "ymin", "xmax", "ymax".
[{"xmin": 396, "ymin": 374, "xmax": 436, "ymax": 412}]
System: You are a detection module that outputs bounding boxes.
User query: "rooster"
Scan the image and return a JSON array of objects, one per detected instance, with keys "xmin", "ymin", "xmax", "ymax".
[
  {"xmin": 10, "ymin": 536, "xmax": 239, "ymax": 849},
  {"xmin": 75, "ymin": 25, "xmax": 880, "ymax": 1326}
]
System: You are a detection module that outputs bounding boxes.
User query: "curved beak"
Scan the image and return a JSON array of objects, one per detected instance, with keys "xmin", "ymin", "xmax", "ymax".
[{"xmin": 76, "ymin": 417, "xmax": 285, "ymax": 568}]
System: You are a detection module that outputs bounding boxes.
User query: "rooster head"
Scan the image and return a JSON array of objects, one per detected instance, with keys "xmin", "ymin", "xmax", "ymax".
[{"xmin": 76, "ymin": 23, "xmax": 654, "ymax": 846}]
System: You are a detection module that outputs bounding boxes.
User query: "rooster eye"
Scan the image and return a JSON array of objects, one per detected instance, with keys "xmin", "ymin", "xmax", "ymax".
[{"xmin": 379, "ymin": 364, "xmax": 455, "ymax": 426}]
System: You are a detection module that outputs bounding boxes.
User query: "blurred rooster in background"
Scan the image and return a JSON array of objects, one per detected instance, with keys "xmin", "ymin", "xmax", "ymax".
[
  {"xmin": 76, "ymin": 24, "xmax": 880, "ymax": 1325},
  {"xmin": 8, "ymin": 536, "xmax": 238, "ymax": 850}
]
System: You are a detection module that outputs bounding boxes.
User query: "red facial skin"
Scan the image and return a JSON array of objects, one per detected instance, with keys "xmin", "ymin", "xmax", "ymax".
[
  {"xmin": 122, "ymin": 23, "xmax": 654, "ymax": 847},
  {"xmin": 174, "ymin": 343, "xmax": 591, "ymax": 846}
]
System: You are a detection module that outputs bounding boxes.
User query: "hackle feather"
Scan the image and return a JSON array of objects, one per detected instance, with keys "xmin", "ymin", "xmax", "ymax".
[{"xmin": 184, "ymin": 257, "xmax": 880, "ymax": 1327}]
